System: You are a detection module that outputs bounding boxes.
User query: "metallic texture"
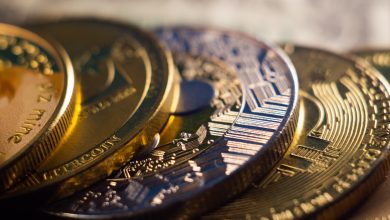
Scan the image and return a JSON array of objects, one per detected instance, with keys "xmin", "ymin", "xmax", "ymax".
[
  {"xmin": 347, "ymin": 49, "xmax": 390, "ymax": 220},
  {"xmin": 205, "ymin": 45, "xmax": 390, "ymax": 220},
  {"xmin": 44, "ymin": 27, "xmax": 298, "ymax": 219},
  {"xmin": 5, "ymin": 19, "xmax": 174, "ymax": 199},
  {"xmin": 0, "ymin": 23, "xmax": 76, "ymax": 191},
  {"xmin": 124, "ymin": 54, "xmax": 243, "ymax": 177},
  {"xmin": 353, "ymin": 49, "xmax": 390, "ymax": 77}
]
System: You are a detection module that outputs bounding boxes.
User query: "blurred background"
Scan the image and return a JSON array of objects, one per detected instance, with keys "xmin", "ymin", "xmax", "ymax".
[
  {"xmin": 0, "ymin": 0, "xmax": 389, "ymax": 51},
  {"xmin": 0, "ymin": 1, "xmax": 389, "ymax": 219}
]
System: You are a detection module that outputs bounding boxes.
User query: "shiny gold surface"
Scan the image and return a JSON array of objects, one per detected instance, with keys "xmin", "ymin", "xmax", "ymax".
[
  {"xmin": 347, "ymin": 49, "xmax": 390, "ymax": 220},
  {"xmin": 354, "ymin": 49, "xmax": 390, "ymax": 76},
  {"xmin": 39, "ymin": 34, "xmax": 149, "ymax": 171},
  {"xmin": 42, "ymin": 28, "xmax": 299, "ymax": 218},
  {"xmin": 0, "ymin": 23, "xmax": 75, "ymax": 191},
  {"xmin": 205, "ymin": 45, "xmax": 390, "ymax": 219},
  {"xmin": 5, "ymin": 19, "xmax": 174, "ymax": 199}
]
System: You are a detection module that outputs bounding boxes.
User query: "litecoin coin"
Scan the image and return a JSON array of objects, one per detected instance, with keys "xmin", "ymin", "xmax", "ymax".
[
  {"xmin": 44, "ymin": 27, "xmax": 299, "ymax": 219},
  {"xmin": 5, "ymin": 19, "xmax": 175, "ymax": 199},
  {"xmin": 0, "ymin": 24, "xmax": 76, "ymax": 192},
  {"xmin": 347, "ymin": 49, "xmax": 390, "ymax": 220},
  {"xmin": 205, "ymin": 45, "xmax": 390, "ymax": 220}
]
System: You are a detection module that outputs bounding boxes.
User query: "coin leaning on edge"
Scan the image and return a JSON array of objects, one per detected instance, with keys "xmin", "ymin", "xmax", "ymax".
[
  {"xmin": 2, "ymin": 18, "xmax": 178, "ymax": 200},
  {"xmin": 0, "ymin": 23, "xmax": 76, "ymax": 192},
  {"xmin": 204, "ymin": 45, "xmax": 390, "ymax": 220}
]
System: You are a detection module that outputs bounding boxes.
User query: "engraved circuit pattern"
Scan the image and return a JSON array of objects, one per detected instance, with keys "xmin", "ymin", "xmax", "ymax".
[
  {"xmin": 347, "ymin": 49, "xmax": 390, "ymax": 220},
  {"xmin": 46, "ymin": 28, "xmax": 298, "ymax": 218},
  {"xmin": 121, "ymin": 54, "xmax": 242, "ymax": 177},
  {"xmin": 205, "ymin": 47, "xmax": 390, "ymax": 219}
]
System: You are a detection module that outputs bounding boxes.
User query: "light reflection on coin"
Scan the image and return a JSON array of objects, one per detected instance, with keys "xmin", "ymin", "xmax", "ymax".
[
  {"xmin": 0, "ymin": 23, "xmax": 75, "ymax": 191},
  {"xmin": 347, "ymin": 49, "xmax": 390, "ymax": 220},
  {"xmin": 44, "ymin": 27, "xmax": 298, "ymax": 219},
  {"xmin": 5, "ymin": 19, "xmax": 175, "ymax": 199},
  {"xmin": 205, "ymin": 45, "xmax": 390, "ymax": 220}
]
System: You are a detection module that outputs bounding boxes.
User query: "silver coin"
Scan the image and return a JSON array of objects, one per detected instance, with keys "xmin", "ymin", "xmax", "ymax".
[{"xmin": 44, "ymin": 27, "xmax": 299, "ymax": 219}]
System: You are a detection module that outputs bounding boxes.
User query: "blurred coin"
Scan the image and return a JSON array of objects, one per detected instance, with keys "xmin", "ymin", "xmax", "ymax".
[
  {"xmin": 0, "ymin": 23, "xmax": 76, "ymax": 191},
  {"xmin": 205, "ymin": 45, "xmax": 390, "ymax": 219},
  {"xmin": 347, "ymin": 49, "xmax": 390, "ymax": 220},
  {"xmin": 4, "ymin": 18, "xmax": 175, "ymax": 200},
  {"xmin": 354, "ymin": 49, "xmax": 390, "ymax": 77},
  {"xmin": 44, "ymin": 27, "xmax": 299, "ymax": 219}
]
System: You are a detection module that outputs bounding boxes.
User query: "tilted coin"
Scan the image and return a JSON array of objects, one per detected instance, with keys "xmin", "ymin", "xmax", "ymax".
[
  {"xmin": 0, "ymin": 23, "xmax": 76, "ymax": 191},
  {"xmin": 347, "ymin": 49, "xmax": 390, "ymax": 220},
  {"xmin": 44, "ymin": 27, "xmax": 299, "ymax": 219},
  {"xmin": 4, "ymin": 19, "xmax": 175, "ymax": 199},
  {"xmin": 205, "ymin": 45, "xmax": 390, "ymax": 220}
]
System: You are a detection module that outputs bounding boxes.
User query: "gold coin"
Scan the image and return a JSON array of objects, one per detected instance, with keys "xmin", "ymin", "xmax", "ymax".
[
  {"xmin": 353, "ymin": 49, "xmax": 390, "ymax": 77},
  {"xmin": 347, "ymin": 49, "xmax": 390, "ymax": 220},
  {"xmin": 205, "ymin": 45, "xmax": 390, "ymax": 219},
  {"xmin": 4, "ymin": 19, "xmax": 175, "ymax": 199},
  {"xmin": 42, "ymin": 27, "xmax": 299, "ymax": 219},
  {"xmin": 0, "ymin": 24, "xmax": 76, "ymax": 191}
]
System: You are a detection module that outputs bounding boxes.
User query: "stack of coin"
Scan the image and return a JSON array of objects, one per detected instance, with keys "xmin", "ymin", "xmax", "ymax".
[{"xmin": 0, "ymin": 18, "xmax": 388, "ymax": 220}]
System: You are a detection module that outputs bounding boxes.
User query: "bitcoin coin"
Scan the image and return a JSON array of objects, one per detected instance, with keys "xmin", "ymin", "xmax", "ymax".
[
  {"xmin": 347, "ymin": 49, "xmax": 390, "ymax": 220},
  {"xmin": 4, "ymin": 19, "xmax": 175, "ymax": 199},
  {"xmin": 0, "ymin": 24, "xmax": 76, "ymax": 191},
  {"xmin": 205, "ymin": 45, "xmax": 390, "ymax": 220},
  {"xmin": 353, "ymin": 49, "xmax": 390, "ymax": 76},
  {"xmin": 44, "ymin": 27, "xmax": 299, "ymax": 219}
]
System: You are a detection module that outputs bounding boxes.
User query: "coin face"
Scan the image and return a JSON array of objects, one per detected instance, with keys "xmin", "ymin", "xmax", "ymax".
[
  {"xmin": 347, "ymin": 49, "xmax": 390, "ymax": 220},
  {"xmin": 43, "ymin": 27, "xmax": 299, "ymax": 218},
  {"xmin": 205, "ymin": 45, "xmax": 390, "ymax": 219},
  {"xmin": 5, "ymin": 19, "xmax": 174, "ymax": 198},
  {"xmin": 123, "ymin": 54, "xmax": 243, "ymax": 177},
  {"xmin": 0, "ymin": 24, "xmax": 75, "ymax": 191},
  {"xmin": 353, "ymin": 49, "xmax": 390, "ymax": 78}
]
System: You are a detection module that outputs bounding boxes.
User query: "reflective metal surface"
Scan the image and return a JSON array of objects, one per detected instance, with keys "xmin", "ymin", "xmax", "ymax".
[
  {"xmin": 5, "ymin": 19, "xmax": 175, "ymax": 199},
  {"xmin": 0, "ymin": 23, "xmax": 75, "ymax": 191},
  {"xmin": 205, "ymin": 45, "xmax": 390, "ymax": 220},
  {"xmin": 347, "ymin": 49, "xmax": 390, "ymax": 220},
  {"xmin": 43, "ymin": 27, "xmax": 299, "ymax": 219}
]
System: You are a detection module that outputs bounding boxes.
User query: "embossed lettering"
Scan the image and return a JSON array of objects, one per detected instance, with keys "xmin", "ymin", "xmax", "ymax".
[
  {"xmin": 41, "ymin": 135, "xmax": 121, "ymax": 180},
  {"xmin": 79, "ymin": 87, "xmax": 136, "ymax": 118},
  {"xmin": 37, "ymin": 82, "xmax": 53, "ymax": 103},
  {"xmin": 8, "ymin": 109, "xmax": 46, "ymax": 144}
]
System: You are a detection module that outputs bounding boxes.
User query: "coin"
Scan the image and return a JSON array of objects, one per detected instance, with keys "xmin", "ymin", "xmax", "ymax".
[
  {"xmin": 354, "ymin": 49, "xmax": 390, "ymax": 76},
  {"xmin": 347, "ymin": 49, "xmax": 390, "ymax": 220},
  {"xmin": 43, "ymin": 27, "xmax": 299, "ymax": 219},
  {"xmin": 205, "ymin": 45, "xmax": 390, "ymax": 219},
  {"xmin": 4, "ymin": 19, "xmax": 175, "ymax": 199},
  {"xmin": 0, "ymin": 23, "xmax": 76, "ymax": 191}
]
